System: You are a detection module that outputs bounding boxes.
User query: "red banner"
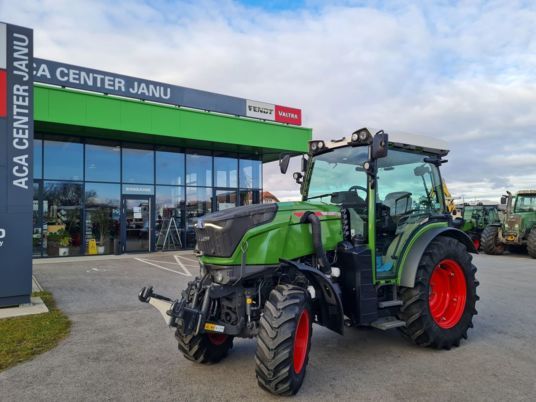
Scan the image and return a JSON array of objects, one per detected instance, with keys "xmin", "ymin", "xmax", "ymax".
[
  {"xmin": 275, "ymin": 105, "xmax": 302, "ymax": 125},
  {"xmin": 0, "ymin": 70, "xmax": 6, "ymax": 117}
]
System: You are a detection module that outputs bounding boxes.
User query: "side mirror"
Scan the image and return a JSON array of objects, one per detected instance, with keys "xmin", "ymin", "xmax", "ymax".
[
  {"xmin": 500, "ymin": 196, "xmax": 507, "ymax": 205},
  {"xmin": 279, "ymin": 153, "xmax": 291, "ymax": 174},
  {"xmin": 371, "ymin": 132, "xmax": 388, "ymax": 159},
  {"xmin": 293, "ymin": 172, "xmax": 303, "ymax": 184},
  {"xmin": 414, "ymin": 165, "xmax": 430, "ymax": 177},
  {"xmin": 301, "ymin": 155, "xmax": 308, "ymax": 172}
]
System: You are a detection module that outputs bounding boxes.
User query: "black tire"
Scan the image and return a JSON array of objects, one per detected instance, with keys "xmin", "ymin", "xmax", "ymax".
[
  {"xmin": 175, "ymin": 329, "xmax": 233, "ymax": 364},
  {"xmin": 255, "ymin": 284, "xmax": 312, "ymax": 396},
  {"xmin": 481, "ymin": 225, "xmax": 505, "ymax": 255},
  {"xmin": 527, "ymin": 228, "xmax": 536, "ymax": 258},
  {"xmin": 398, "ymin": 236, "xmax": 479, "ymax": 350}
]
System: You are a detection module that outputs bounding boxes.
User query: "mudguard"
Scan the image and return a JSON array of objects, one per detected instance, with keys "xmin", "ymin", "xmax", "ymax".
[
  {"xmin": 281, "ymin": 259, "xmax": 344, "ymax": 335},
  {"xmin": 399, "ymin": 227, "xmax": 477, "ymax": 288}
]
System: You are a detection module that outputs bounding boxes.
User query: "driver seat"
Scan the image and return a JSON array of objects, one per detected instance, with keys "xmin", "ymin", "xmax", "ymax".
[{"xmin": 383, "ymin": 192, "xmax": 412, "ymax": 219}]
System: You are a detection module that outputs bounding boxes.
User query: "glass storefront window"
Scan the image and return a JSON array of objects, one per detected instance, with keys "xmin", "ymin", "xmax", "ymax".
[
  {"xmin": 123, "ymin": 147, "xmax": 154, "ymax": 184},
  {"xmin": 214, "ymin": 156, "xmax": 238, "ymax": 188},
  {"xmin": 85, "ymin": 183, "xmax": 120, "ymax": 255},
  {"xmin": 32, "ymin": 136, "xmax": 265, "ymax": 256},
  {"xmin": 186, "ymin": 187, "xmax": 212, "ymax": 247},
  {"xmin": 240, "ymin": 189, "xmax": 261, "ymax": 206},
  {"xmin": 186, "ymin": 153, "xmax": 212, "ymax": 187},
  {"xmin": 34, "ymin": 139, "xmax": 42, "ymax": 179},
  {"xmin": 156, "ymin": 150, "xmax": 184, "ymax": 185},
  {"xmin": 43, "ymin": 181, "xmax": 83, "ymax": 257},
  {"xmin": 156, "ymin": 186, "xmax": 185, "ymax": 249},
  {"xmin": 239, "ymin": 158, "xmax": 262, "ymax": 189},
  {"xmin": 44, "ymin": 140, "xmax": 83, "ymax": 180},
  {"xmin": 216, "ymin": 189, "xmax": 237, "ymax": 211},
  {"xmin": 86, "ymin": 143, "xmax": 120, "ymax": 182}
]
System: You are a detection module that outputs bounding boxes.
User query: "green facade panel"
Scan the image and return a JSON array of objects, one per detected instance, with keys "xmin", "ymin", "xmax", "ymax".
[{"xmin": 34, "ymin": 85, "xmax": 311, "ymax": 158}]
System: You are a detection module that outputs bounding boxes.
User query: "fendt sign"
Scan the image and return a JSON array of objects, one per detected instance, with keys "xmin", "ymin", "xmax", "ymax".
[
  {"xmin": 0, "ymin": 22, "xmax": 33, "ymax": 307},
  {"xmin": 33, "ymin": 58, "xmax": 302, "ymax": 126}
]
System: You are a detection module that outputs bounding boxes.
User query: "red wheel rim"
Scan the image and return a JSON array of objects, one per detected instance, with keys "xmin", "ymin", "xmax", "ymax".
[
  {"xmin": 207, "ymin": 333, "xmax": 228, "ymax": 346},
  {"xmin": 473, "ymin": 239, "xmax": 480, "ymax": 250},
  {"xmin": 293, "ymin": 309, "xmax": 310, "ymax": 374},
  {"xmin": 429, "ymin": 259, "xmax": 467, "ymax": 329}
]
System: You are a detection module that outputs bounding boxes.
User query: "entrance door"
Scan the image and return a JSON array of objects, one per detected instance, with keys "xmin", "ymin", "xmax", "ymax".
[{"xmin": 122, "ymin": 196, "xmax": 153, "ymax": 253}]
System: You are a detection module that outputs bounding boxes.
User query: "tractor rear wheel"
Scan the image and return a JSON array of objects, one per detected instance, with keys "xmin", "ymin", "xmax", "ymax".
[
  {"xmin": 481, "ymin": 225, "xmax": 505, "ymax": 255},
  {"xmin": 398, "ymin": 236, "xmax": 479, "ymax": 349},
  {"xmin": 527, "ymin": 228, "xmax": 536, "ymax": 258},
  {"xmin": 255, "ymin": 284, "xmax": 312, "ymax": 396},
  {"xmin": 175, "ymin": 328, "xmax": 233, "ymax": 364}
]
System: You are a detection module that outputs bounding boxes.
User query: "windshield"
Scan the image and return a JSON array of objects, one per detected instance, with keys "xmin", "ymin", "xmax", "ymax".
[
  {"xmin": 515, "ymin": 195, "xmax": 536, "ymax": 212},
  {"xmin": 305, "ymin": 146, "xmax": 369, "ymax": 203}
]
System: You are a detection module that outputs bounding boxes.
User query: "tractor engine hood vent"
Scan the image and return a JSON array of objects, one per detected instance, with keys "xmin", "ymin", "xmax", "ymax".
[{"xmin": 195, "ymin": 203, "xmax": 278, "ymax": 257}]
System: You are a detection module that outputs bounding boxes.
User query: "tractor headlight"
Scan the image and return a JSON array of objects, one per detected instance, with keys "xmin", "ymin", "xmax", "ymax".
[
  {"xmin": 349, "ymin": 128, "xmax": 372, "ymax": 145},
  {"xmin": 309, "ymin": 140, "xmax": 327, "ymax": 155},
  {"xmin": 213, "ymin": 271, "xmax": 225, "ymax": 283}
]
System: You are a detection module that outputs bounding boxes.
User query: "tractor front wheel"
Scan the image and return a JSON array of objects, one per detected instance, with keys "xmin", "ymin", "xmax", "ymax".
[
  {"xmin": 175, "ymin": 328, "xmax": 233, "ymax": 364},
  {"xmin": 255, "ymin": 284, "xmax": 312, "ymax": 396},
  {"xmin": 527, "ymin": 228, "xmax": 536, "ymax": 258},
  {"xmin": 398, "ymin": 236, "xmax": 479, "ymax": 349},
  {"xmin": 481, "ymin": 225, "xmax": 505, "ymax": 255}
]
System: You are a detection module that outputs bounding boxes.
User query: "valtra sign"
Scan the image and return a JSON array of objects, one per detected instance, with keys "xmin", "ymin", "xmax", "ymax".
[
  {"xmin": 0, "ymin": 22, "xmax": 34, "ymax": 307},
  {"xmin": 246, "ymin": 100, "xmax": 302, "ymax": 125}
]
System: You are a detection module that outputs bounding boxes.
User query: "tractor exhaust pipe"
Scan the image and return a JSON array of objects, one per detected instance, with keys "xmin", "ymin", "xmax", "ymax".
[{"xmin": 301, "ymin": 211, "xmax": 331, "ymax": 275}]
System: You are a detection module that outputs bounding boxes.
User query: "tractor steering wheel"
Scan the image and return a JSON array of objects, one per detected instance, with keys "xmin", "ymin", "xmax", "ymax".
[
  {"xmin": 348, "ymin": 185, "xmax": 368, "ymax": 210},
  {"xmin": 348, "ymin": 185, "xmax": 367, "ymax": 194}
]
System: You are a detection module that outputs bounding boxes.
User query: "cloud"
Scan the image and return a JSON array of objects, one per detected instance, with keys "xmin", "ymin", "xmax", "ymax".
[{"xmin": 2, "ymin": 0, "xmax": 536, "ymax": 201}]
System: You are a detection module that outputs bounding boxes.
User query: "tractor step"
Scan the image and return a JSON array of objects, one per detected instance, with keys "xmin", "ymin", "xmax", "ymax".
[
  {"xmin": 378, "ymin": 300, "xmax": 403, "ymax": 308},
  {"xmin": 370, "ymin": 317, "xmax": 406, "ymax": 330}
]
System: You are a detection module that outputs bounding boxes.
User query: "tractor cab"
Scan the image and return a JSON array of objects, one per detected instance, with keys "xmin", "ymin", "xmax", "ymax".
[{"xmin": 299, "ymin": 128, "xmax": 451, "ymax": 283}]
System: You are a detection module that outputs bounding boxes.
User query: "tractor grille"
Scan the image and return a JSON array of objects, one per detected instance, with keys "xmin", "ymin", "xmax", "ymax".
[{"xmin": 195, "ymin": 204, "xmax": 277, "ymax": 257}]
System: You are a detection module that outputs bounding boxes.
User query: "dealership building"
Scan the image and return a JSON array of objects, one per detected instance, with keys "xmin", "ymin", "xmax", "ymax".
[
  {"xmin": 0, "ymin": 22, "xmax": 311, "ymax": 306},
  {"xmin": 27, "ymin": 60, "xmax": 311, "ymax": 258}
]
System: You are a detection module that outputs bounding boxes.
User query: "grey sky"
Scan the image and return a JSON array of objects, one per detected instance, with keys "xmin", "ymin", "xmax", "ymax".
[{"xmin": 2, "ymin": 0, "xmax": 535, "ymax": 202}]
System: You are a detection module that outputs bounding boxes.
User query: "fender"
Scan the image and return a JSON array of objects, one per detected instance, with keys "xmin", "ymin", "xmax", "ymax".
[
  {"xmin": 281, "ymin": 259, "xmax": 344, "ymax": 335},
  {"xmin": 399, "ymin": 227, "xmax": 477, "ymax": 288}
]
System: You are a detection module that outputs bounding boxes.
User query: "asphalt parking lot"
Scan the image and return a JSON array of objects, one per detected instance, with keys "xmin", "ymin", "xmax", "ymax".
[{"xmin": 1, "ymin": 252, "xmax": 535, "ymax": 401}]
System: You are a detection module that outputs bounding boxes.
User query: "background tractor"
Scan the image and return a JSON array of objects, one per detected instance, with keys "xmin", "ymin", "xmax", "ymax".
[
  {"xmin": 139, "ymin": 128, "xmax": 479, "ymax": 396},
  {"xmin": 459, "ymin": 202, "xmax": 500, "ymax": 250},
  {"xmin": 481, "ymin": 190, "xmax": 536, "ymax": 257}
]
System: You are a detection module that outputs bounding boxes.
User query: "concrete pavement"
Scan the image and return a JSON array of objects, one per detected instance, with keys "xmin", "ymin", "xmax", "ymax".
[{"xmin": 1, "ymin": 252, "xmax": 535, "ymax": 401}]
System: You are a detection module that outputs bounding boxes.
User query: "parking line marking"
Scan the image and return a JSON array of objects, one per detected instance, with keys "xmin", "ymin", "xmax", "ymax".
[
  {"xmin": 135, "ymin": 258, "xmax": 191, "ymax": 276},
  {"xmin": 176, "ymin": 255, "xmax": 198, "ymax": 263},
  {"xmin": 174, "ymin": 255, "xmax": 193, "ymax": 276},
  {"xmin": 135, "ymin": 259, "xmax": 181, "ymax": 265}
]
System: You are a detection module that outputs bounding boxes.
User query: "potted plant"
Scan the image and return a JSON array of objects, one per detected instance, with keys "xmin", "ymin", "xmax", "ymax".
[
  {"xmin": 91, "ymin": 209, "xmax": 111, "ymax": 255},
  {"xmin": 57, "ymin": 230, "xmax": 71, "ymax": 256}
]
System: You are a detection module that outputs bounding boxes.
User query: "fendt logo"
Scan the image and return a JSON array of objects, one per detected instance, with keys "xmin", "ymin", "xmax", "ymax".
[{"xmin": 0, "ymin": 228, "xmax": 5, "ymax": 247}]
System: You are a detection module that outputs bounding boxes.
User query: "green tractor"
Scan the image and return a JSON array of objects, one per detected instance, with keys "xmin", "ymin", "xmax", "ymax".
[
  {"xmin": 481, "ymin": 190, "xmax": 536, "ymax": 257},
  {"xmin": 459, "ymin": 203, "xmax": 500, "ymax": 250},
  {"xmin": 139, "ymin": 128, "xmax": 479, "ymax": 396}
]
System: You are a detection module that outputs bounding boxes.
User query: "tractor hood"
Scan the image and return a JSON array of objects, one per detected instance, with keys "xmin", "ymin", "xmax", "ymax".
[
  {"xmin": 195, "ymin": 203, "xmax": 279, "ymax": 258},
  {"xmin": 195, "ymin": 201, "xmax": 342, "ymax": 260}
]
